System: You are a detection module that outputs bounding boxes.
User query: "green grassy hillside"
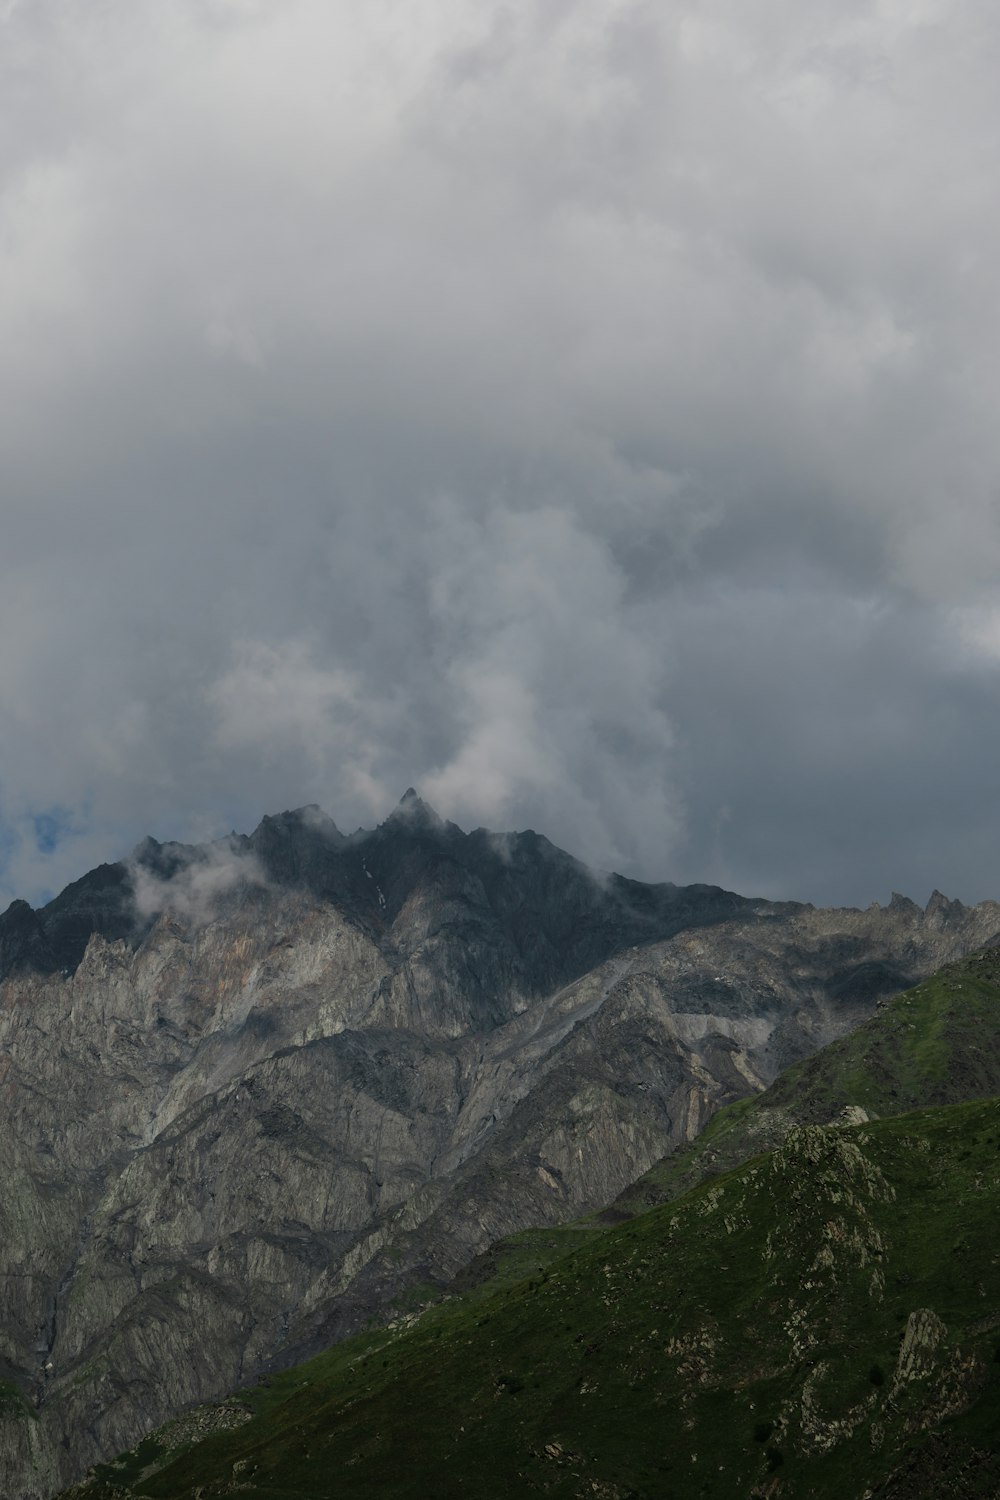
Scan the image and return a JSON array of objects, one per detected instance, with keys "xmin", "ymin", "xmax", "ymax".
[{"xmin": 66, "ymin": 1092, "xmax": 1000, "ymax": 1500}]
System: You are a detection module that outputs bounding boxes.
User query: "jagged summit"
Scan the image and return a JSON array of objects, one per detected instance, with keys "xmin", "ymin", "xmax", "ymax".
[
  {"xmin": 881, "ymin": 889, "xmax": 967, "ymax": 923},
  {"xmin": 0, "ymin": 797, "xmax": 986, "ymax": 998},
  {"xmin": 251, "ymin": 804, "xmax": 344, "ymax": 843},
  {"xmin": 925, "ymin": 887, "xmax": 966, "ymax": 922},
  {"xmin": 380, "ymin": 787, "xmax": 446, "ymax": 832},
  {"xmin": 0, "ymin": 798, "xmax": 725, "ymax": 988},
  {"xmin": 130, "ymin": 833, "xmax": 216, "ymax": 881}
]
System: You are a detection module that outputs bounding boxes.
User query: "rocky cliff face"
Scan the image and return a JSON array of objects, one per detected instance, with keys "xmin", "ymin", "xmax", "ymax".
[{"xmin": 1, "ymin": 797, "xmax": 997, "ymax": 1497}]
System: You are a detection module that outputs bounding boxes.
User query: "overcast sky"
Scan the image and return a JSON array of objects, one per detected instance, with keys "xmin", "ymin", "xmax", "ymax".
[{"xmin": 2, "ymin": 0, "xmax": 999, "ymax": 910}]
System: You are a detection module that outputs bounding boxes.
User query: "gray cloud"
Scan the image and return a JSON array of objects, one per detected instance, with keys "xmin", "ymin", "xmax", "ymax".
[
  {"xmin": 1, "ymin": 0, "xmax": 999, "ymax": 908},
  {"xmin": 129, "ymin": 839, "xmax": 268, "ymax": 927}
]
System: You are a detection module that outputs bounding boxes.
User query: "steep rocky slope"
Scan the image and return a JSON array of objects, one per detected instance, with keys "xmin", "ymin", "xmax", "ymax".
[
  {"xmin": 63, "ymin": 1095, "xmax": 1000, "ymax": 1500},
  {"xmin": 617, "ymin": 939, "xmax": 1000, "ymax": 1214},
  {"xmin": 2, "ymin": 796, "xmax": 998, "ymax": 1496}
]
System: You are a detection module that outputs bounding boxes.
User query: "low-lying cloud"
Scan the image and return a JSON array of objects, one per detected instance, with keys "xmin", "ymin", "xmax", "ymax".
[
  {"xmin": 2, "ymin": 0, "xmax": 999, "ymax": 910},
  {"xmin": 129, "ymin": 842, "xmax": 268, "ymax": 928}
]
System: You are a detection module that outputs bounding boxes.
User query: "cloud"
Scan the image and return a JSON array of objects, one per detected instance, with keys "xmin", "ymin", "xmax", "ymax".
[
  {"xmin": 0, "ymin": 0, "xmax": 999, "ymax": 909},
  {"xmin": 419, "ymin": 503, "xmax": 681, "ymax": 873},
  {"xmin": 208, "ymin": 639, "xmax": 390, "ymax": 818},
  {"xmin": 129, "ymin": 839, "xmax": 268, "ymax": 927}
]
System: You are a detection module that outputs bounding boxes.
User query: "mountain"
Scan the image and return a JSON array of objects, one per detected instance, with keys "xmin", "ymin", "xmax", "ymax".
[
  {"xmin": 616, "ymin": 939, "xmax": 1000, "ymax": 1214},
  {"xmin": 59, "ymin": 949, "xmax": 1000, "ymax": 1500},
  {"xmin": 1, "ymin": 797, "xmax": 998, "ymax": 1497}
]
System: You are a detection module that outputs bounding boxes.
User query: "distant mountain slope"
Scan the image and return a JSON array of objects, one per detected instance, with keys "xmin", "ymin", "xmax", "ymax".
[
  {"xmin": 62, "ymin": 1094, "xmax": 1000, "ymax": 1500},
  {"xmin": 2, "ymin": 798, "xmax": 999, "ymax": 1497},
  {"xmin": 618, "ymin": 940, "xmax": 1000, "ymax": 1213}
]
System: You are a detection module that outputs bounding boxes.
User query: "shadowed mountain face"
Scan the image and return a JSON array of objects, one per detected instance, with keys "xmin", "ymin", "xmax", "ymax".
[
  {"xmin": 1, "ymin": 796, "xmax": 998, "ymax": 1497},
  {"xmin": 0, "ymin": 794, "xmax": 760, "ymax": 1009}
]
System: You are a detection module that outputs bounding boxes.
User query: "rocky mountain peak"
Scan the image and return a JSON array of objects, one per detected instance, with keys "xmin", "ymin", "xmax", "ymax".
[
  {"xmin": 251, "ymin": 804, "xmax": 344, "ymax": 845},
  {"xmin": 381, "ymin": 787, "xmax": 445, "ymax": 831},
  {"xmin": 130, "ymin": 833, "xmax": 209, "ymax": 881},
  {"xmin": 246, "ymin": 805, "xmax": 346, "ymax": 889},
  {"xmin": 924, "ymin": 888, "xmax": 965, "ymax": 926}
]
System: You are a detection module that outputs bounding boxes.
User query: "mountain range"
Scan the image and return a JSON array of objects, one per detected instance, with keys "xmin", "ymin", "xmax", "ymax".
[{"xmin": 2, "ymin": 794, "xmax": 998, "ymax": 1498}]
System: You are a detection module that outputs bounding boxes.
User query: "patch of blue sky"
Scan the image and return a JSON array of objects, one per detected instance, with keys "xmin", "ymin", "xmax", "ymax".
[
  {"xmin": 0, "ymin": 803, "xmax": 93, "ymax": 909},
  {"xmin": 32, "ymin": 807, "xmax": 78, "ymax": 856},
  {"xmin": 0, "ymin": 814, "xmax": 19, "ymax": 897}
]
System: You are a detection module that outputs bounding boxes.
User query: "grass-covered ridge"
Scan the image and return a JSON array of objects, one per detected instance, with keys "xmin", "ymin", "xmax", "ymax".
[{"xmin": 64, "ymin": 1092, "xmax": 1000, "ymax": 1499}]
